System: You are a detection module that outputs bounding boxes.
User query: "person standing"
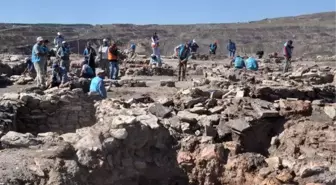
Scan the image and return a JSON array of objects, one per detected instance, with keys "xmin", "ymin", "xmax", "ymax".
[
  {"xmin": 151, "ymin": 32, "xmax": 160, "ymax": 59},
  {"xmin": 129, "ymin": 43, "xmax": 136, "ymax": 58},
  {"xmin": 98, "ymin": 39, "xmax": 110, "ymax": 75},
  {"xmin": 42, "ymin": 40, "xmax": 50, "ymax": 75},
  {"xmin": 227, "ymin": 39, "xmax": 236, "ymax": 58},
  {"xmin": 89, "ymin": 69, "xmax": 107, "ymax": 99},
  {"xmin": 54, "ymin": 32, "xmax": 65, "ymax": 49},
  {"xmin": 31, "ymin": 37, "xmax": 46, "ymax": 88},
  {"xmin": 108, "ymin": 43, "xmax": 120, "ymax": 80},
  {"xmin": 83, "ymin": 42, "xmax": 97, "ymax": 75},
  {"xmin": 283, "ymin": 40, "xmax": 294, "ymax": 73},
  {"xmin": 57, "ymin": 41, "xmax": 71, "ymax": 72},
  {"xmin": 190, "ymin": 39, "xmax": 199, "ymax": 53},
  {"xmin": 177, "ymin": 42, "xmax": 191, "ymax": 81}
]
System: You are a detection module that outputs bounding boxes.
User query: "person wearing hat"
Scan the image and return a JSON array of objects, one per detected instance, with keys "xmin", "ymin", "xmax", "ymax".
[
  {"xmin": 48, "ymin": 63, "xmax": 68, "ymax": 88},
  {"xmin": 57, "ymin": 41, "xmax": 71, "ymax": 72},
  {"xmin": 209, "ymin": 41, "xmax": 218, "ymax": 55},
  {"xmin": 177, "ymin": 42, "xmax": 191, "ymax": 81},
  {"xmin": 89, "ymin": 69, "xmax": 107, "ymax": 98},
  {"xmin": 54, "ymin": 32, "xmax": 65, "ymax": 49},
  {"xmin": 83, "ymin": 42, "xmax": 97, "ymax": 75},
  {"xmin": 32, "ymin": 36, "xmax": 46, "ymax": 88},
  {"xmin": 98, "ymin": 38, "xmax": 110, "ymax": 76}
]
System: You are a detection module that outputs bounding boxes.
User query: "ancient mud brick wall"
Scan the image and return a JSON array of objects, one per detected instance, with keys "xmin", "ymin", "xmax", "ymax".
[{"xmin": 1, "ymin": 88, "xmax": 97, "ymax": 134}]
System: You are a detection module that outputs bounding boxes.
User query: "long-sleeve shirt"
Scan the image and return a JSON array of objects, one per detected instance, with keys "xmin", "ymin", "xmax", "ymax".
[
  {"xmin": 54, "ymin": 36, "xmax": 64, "ymax": 47},
  {"xmin": 52, "ymin": 68, "xmax": 68, "ymax": 84},
  {"xmin": 151, "ymin": 35, "xmax": 159, "ymax": 43}
]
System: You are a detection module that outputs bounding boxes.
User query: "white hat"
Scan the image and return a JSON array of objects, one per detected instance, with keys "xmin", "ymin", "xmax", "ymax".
[
  {"xmin": 57, "ymin": 32, "xmax": 61, "ymax": 35},
  {"xmin": 193, "ymin": 39, "xmax": 196, "ymax": 43},
  {"xmin": 62, "ymin": 41, "xmax": 67, "ymax": 44},
  {"xmin": 96, "ymin": 68, "xmax": 105, "ymax": 74},
  {"xmin": 36, "ymin": 37, "xmax": 44, "ymax": 42},
  {"xmin": 103, "ymin": 38, "xmax": 108, "ymax": 42}
]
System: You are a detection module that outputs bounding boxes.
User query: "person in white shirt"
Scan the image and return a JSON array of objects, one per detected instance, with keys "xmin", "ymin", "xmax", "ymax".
[{"xmin": 98, "ymin": 38, "xmax": 110, "ymax": 76}]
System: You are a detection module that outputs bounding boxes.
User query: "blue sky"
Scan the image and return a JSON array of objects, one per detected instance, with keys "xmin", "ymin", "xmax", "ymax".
[{"xmin": 0, "ymin": 0, "xmax": 335, "ymax": 24}]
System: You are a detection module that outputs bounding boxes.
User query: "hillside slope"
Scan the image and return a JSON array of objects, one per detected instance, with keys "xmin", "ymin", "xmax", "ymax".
[{"xmin": 0, "ymin": 11, "xmax": 335, "ymax": 57}]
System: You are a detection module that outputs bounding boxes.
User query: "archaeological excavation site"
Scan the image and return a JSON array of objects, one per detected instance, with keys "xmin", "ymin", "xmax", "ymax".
[{"xmin": 0, "ymin": 11, "xmax": 335, "ymax": 185}]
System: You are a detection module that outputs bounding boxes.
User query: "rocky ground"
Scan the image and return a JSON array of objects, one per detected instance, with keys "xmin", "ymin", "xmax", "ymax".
[{"xmin": 0, "ymin": 51, "xmax": 335, "ymax": 185}]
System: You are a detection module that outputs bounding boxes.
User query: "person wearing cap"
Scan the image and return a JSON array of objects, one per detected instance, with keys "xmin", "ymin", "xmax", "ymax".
[
  {"xmin": 57, "ymin": 41, "xmax": 71, "ymax": 72},
  {"xmin": 54, "ymin": 32, "xmax": 65, "ymax": 49},
  {"xmin": 83, "ymin": 42, "xmax": 97, "ymax": 75},
  {"xmin": 177, "ymin": 42, "xmax": 191, "ymax": 81},
  {"xmin": 209, "ymin": 41, "xmax": 218, "ymax": 55},
  {"xmin": 89, "ymin": 69, "xmax": 107, "ymax": 98},
  {"xmin": 80, "ymin": 59, "xmax": 94, "ymax": 78},
  {"xmin": 283, "ymin": 40, "xmax": 294, "ymax": 73},
  {"xmin": 42, "ymin": 40, "xmax": 50, "ymax": 74},
  {"xmin": 108, "ymin": 43, "xmax": 120, "ymax": 80},
  {"xmin": 98, "ymin": 39, "xmax": 110, "ymax": 76},
  {"xmin": 32, "ymin": 36, "xmax": 46, "ymax": 87},
  {"xmin": 227, "ymin": 39, "xmax": 236, "ymax": 58},
  {"xmin": 48, "ymin": 63, "xmax": 68, "ymax": 88}
]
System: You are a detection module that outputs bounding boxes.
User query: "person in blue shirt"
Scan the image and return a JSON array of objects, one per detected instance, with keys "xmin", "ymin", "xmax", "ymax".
[
  {"xmin": 89, "ymin": 69, "xmax": 107, "ymax": 99},
  {"xmin": 48, "ymin": 63, "xmax": 68, "ymax": 88},
  {"xmin": 234, "ymin": 55, "xmax": 245, "ymax": 69},
  {"xmin": 245, "ymin": 57, "xmax": 259, "ymax": 71},
  {"xmin": 227, "ymin": 39, "xmax": 236, "ymax": 58},
  {"xmin": 178, "ymin": 42, "xmax": 191, "ymax": 81},
  {"xmin": 80, "ymin": 59, "xmax": 94, "ymax": 78},
  {"xmin": 57, "ymin": 41, "xmax": 71, "ymax": 72},
  {"xmin": 83, "ymin": 42, "xmax": 97, "ymax": 75},
  {"xmin": 32, "ymin": 36, "xmax": 46, "ymax": 88}
]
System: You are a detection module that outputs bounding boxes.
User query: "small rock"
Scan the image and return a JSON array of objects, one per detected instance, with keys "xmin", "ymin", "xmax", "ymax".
[
  {"xmin": 276, "ymin": 170, "xmax": 294, "ymax": 183},
  {"xmin": 181, "ymin": 122, "xmax": 190, "ymax": 132},
  {"xmin": 148, "ymin": 103, "xmax": 172, "ymax": 118},
  {"xmin": 177, "ymin": 111, "xmax": 198, "ymax": 124},
  {"xmin": 236, "ymin": 90, "xmax": 245, "ymax": 98},
  {"xmin": 324, "ymin": 104, "xmax": 336, "ymax": 120},
  {"xmin": 109, "ymin": 128, "xmax": 128, "ymax": 140},
  {"xmin": 137, "ymin": 114, "xmax": 160, "ymax": 129},
  {"xmin": 189, "ymin": 106, "xmax": 208, "ymax": 114},
  {"xmin": 1, "ymin": 131, "xmax": 40, "ymax": 148},
  {"xmin": 265, "ymin": 156, "xmax": 281, "ymax": 169},
  {"xmin": 300, "ymin": 166, "xmax": 328, "ymax": 178}
]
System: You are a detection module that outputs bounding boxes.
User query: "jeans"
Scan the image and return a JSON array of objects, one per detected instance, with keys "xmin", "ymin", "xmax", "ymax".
[
  {"xmin": 229, "ymin": 51, "xmax": 236, "ymax": 58},
  {"xmin": 109, "ymin": 61, "xmax": 119, "ymax": 79},
  {"xmin": 100, "ymin": 59, "xmax": 109, "ymax": 77},
  {"xmin": 61, "ymin": 59, "xmax": 70, "ymax": 72}
]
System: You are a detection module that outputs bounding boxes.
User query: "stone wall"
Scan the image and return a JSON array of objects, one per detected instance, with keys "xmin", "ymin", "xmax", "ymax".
[{"xmin": 1, "ymin": 88, "xmax": 98, "ymax": 134}]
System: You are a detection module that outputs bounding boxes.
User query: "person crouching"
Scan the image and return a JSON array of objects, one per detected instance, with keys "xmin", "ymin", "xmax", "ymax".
[
  {"xmin": 89, "ymin": 69, "xmax": 107, "ymax": 99},
  {"xmin": 80, "ymin": 59, "xmax": 95, "ymax": 78},
  {"xmin": 48, "ymin": 64, "xmax": 68, "ymax": 88}
]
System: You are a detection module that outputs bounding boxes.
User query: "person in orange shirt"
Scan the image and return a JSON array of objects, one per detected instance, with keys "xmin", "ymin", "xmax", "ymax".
[{"xmin": 108, "ymin": 43, "xmax": 120, "ymax": 79}]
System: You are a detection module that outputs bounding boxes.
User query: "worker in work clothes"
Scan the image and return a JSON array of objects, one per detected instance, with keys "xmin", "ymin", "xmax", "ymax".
[
  {"xmin": 83, "ymin": 42, "xmax": 97, "ymax": 75},
  {"xmin": 57, "ymin": 41, "xmax": 71, "ymax": 72},
  {"xmin": 227, "ymin": 39, "xmax": 236, "ymax": 58},
  {"xmin": 108, "ymin": 43, "xmax": 120, "ymax": 80},
  {"xmin": 209, "ymin": 41, "xmax": 218, "ymax": 55},
  {"xmin": 177, "ymin": 42, "xmax": 191, "ymax": 81},
  {"xmin": 98, "ymin": 39, "xmax": 110, "ymax": 75},
  {"xmin": 283, "ymin": 40, "xmax": 294, "ymax": 73},
  {"xmin": 31, "ymin": 36, "xmax": 46, "ymax": 88},
  {"xmin": 89, "ymin": 69, "xmax": 107, "ymax": 98},
  {"xmin": 54, "ymin": 32, "xmax": 65, "ymax": 49}
]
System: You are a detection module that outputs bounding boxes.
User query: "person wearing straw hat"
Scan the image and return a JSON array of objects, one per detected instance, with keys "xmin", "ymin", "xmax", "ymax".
[
  {"xmin": 89, "ymin": 69, "xmax": 107, "ymax": 98},
  {"xmin": 31, "ymin": 36, "xmax": 46, "ymax": 88}
]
